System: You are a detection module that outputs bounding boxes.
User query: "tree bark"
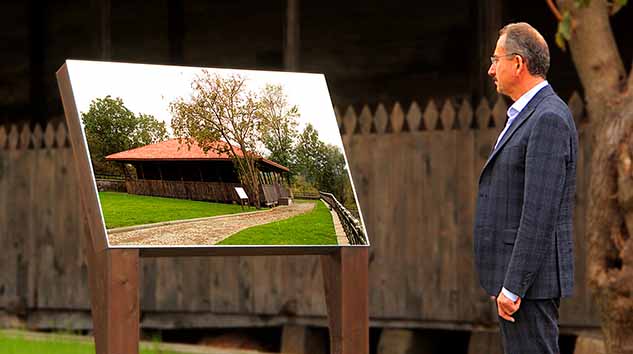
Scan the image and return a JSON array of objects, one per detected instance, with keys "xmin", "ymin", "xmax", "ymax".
[{"xmin": 558, "ymin": 1, "xmax": 633, "ymax": 352}]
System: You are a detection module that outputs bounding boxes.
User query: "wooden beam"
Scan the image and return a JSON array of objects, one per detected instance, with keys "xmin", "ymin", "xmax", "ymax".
[
  {"xmin": 475, "ymin": 0, "xmax": 503, "ymax": 100},
  {"xmin": 28, "ymin": 0, "xmax": 46, "ymax": 122},
  {"xmin": 284, "ymin": 0, "xmax": 300, "ymax": 71},
  {"xmin": 168, "ymin": 0, "xmax": 184, "ymax": 64},
  {"xmin": 321, "ymin": 247, "xmax": 369, "ymax": 354},
  {"xmin": 98, "ymin": 0, "xmax": 111, "ymax": 60}
]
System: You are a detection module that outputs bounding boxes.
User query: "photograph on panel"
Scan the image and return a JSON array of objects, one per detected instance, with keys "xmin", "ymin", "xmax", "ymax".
[{"xmin": 64, "ymin": 60, "xmax": 368, "ymax": 247}]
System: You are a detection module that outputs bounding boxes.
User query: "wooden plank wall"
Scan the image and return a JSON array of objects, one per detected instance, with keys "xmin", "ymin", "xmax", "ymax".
[
  {"xmin": 125, "ymin": 180, "xmax": 242, "ymax": 203},
  {"xmin": 0, "ymin": 92, "xmax": 600, "ymax": 329}
]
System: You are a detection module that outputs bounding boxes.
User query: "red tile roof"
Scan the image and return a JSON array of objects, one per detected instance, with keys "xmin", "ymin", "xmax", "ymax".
[{"xmin": 105, "ymin": 138, "xmax": 289, "ymax": 172}]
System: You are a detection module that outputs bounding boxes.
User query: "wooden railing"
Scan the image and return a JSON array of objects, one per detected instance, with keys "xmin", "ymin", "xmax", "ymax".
[{"xmin": 320, "ymin": 191, "xmax": 367, "ymax": 245}]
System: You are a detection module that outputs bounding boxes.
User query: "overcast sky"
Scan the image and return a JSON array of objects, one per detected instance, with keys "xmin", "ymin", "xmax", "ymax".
[{"xmin": 66, "ymin": 60, "xmax": 344, "ymax": 151}]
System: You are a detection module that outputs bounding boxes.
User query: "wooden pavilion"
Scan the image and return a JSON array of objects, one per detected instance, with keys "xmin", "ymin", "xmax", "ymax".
[{"xmin": 105, "ymin": 138, "xmax": 291, "ymax": 205}]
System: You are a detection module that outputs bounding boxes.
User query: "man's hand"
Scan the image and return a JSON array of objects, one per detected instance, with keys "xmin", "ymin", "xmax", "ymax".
[{"xmin": 496, "ymin": 291, "xmax": 521, "ymax": 322}]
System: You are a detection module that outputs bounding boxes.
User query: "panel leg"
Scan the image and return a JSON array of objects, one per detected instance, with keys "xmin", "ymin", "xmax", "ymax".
[
  {"xmin": 321, "ymin": 247, "xmax": 369, "ymax": 354},
  {"xmin": 86, "ymin": 244, "xmax": 139, "ymax": 354}
]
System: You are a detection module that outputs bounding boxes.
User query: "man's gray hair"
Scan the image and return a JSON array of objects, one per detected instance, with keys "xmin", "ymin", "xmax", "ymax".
[{"xmin": 499, "ymin": 22, "xmax": 550, "ymax": 78}]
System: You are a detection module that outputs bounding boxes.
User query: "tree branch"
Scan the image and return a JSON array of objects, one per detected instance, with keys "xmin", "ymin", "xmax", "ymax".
[{"xmin": 547, "ymin": 0, "xmax": 563, "ymax": 21}]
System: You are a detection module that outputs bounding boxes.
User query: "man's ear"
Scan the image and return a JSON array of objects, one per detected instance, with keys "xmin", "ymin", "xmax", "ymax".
[{"xmin": 515, "ymin": 56, "xmax": 523, "ymax": 73}]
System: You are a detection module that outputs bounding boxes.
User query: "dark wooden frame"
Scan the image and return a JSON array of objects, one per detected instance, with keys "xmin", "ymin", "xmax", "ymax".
[{"xmin": 56, "ymin": 62, "xmax": 368, "ymax": 354}]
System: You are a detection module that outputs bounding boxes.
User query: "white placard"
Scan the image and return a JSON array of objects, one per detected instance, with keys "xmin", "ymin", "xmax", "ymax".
[{"xmin": 235, "ymin": 187, "xmax": 248, "ymax": 200}]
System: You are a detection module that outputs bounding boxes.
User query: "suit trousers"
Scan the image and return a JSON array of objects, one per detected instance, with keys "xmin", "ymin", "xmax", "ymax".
[{"xmin": 498, "ymin": 298, "xmax": 560, "ymax": 354}]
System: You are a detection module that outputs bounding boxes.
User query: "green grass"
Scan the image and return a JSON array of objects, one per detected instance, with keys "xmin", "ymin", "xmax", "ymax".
[
  {"xmin": 218, "ymin": 200, "xmax": 337, "ymax": 245},
  {"xmin": 0, "ymin": 331, "xmax": 188, "ymax": 354},
  {"xmin": 99, "ymin": 192, "xmax": 255, "ymax": 229}
]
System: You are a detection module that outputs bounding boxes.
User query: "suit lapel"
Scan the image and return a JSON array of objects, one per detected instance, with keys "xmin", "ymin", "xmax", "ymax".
[{"xmin": 478, "ymin": 85, "xmax": 554, "ymax": 185}]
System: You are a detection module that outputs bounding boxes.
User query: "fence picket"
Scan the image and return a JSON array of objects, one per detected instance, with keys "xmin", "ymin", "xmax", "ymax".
[
  {"xmin": 491, "ymin": 96, "xmax": 507, "ymax": 128},
  {"xmin": 475, "ymin": 98, "xmax": 491, "ymax": 129},
  {"xmin": 423, "ymin": 99, "xmax": 439, "ymax": 131},
  {"xmin": 358, "ymin": 105, "xmax": 373, "ymax": 134},
  {"xmin": 391, "ymin": 102, "xmax": 405, "ymax": 133},
  {"xmin": 19, "ymin": 124, "xmax": 31, "ymax": 149},
  {"xmin": 440, "ymin": 99, "xmax": 456, "ymax": 130},
  {"xmin": 55, "ymin": 122, "xmax": 68, "ymax": 148},
  {"xmin": 458, "ymin": 99, "xmax": 474, "ymax": 131},
  {"xmin": 8, "ymin": 125, "xmax": 19, "ymax": 150},
  {"xmin": 343, "ymin": 105, "xmax": 358, "ymax": 135},
  {"xmin": 44, "ymin": 123, "xmax": 56, "ymax": 149},
  {"xmin": 406, "ymin": 101, "xmax": 423, "ymax": 132},
  {"xmin": 375, "ymin": 104, "xmax": 389, "ymax": 134},
  {"xmin": 32, "ymin": 125, "xmax": 43, "ymax": 149}
]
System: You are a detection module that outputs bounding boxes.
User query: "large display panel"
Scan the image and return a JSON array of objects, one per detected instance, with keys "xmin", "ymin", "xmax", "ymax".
[{"xmin": 61, "ymin": 60, "xmax": 368, "ymax": 248}]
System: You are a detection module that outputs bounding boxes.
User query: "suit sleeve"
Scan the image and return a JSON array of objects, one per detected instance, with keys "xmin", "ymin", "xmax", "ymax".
[{"xmin": 503, "ymin": 111, "xmax": 570, "ymax": 297}]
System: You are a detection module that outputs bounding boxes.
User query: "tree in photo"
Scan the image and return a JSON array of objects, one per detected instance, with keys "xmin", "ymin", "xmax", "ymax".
[
  {"xmin": 552, "ymin": 1, "xmax": 633, "ymax": 352},
  {"xmin": 319, "ymin": 144, "xmax": 349, "ymax": 201},
  {"xmin": 257, "ymin": 84, "xmax": 300, "ymax": 172},
  {"xmin": 294, "ymin": 123, "xmax": 352, "ymax": 206},
  {"xmin": 295, "ymin": 123, "xmax": 325, "ymax": 186},
  {"xmin": 170, "ymin": 71, "xmax": 263, "ymax": 207},
  {"xmin": 82, "ymin": 95, "xmax": 168, "ymax": 178}
]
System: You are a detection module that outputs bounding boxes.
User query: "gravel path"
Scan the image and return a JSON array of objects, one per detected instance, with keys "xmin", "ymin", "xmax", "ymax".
[{"xmin": 108, "ymin": 202, "xmax": 315, "ymax": 246}]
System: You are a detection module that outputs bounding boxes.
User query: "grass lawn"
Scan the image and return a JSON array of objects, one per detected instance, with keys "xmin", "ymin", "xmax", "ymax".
[
  {"xmin": 218, "ymin": 200, "xmax": 337, "ymax": 245},
  {"xmin": 0, "ymin": 331, "xmax": 188, "ymax": 354},
  {"xmin": 99, "ymin": 192, "xmax": 255, "ymax": 229}
]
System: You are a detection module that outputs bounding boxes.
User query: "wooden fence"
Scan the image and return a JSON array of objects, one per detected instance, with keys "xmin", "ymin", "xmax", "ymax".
[
  {"xmin": 0, "ymin": 93, "xmax": 600, "ymax": 332},
  {"xmin": 126, "ymin": 180, "xmax": 242, "ymax": 203}
]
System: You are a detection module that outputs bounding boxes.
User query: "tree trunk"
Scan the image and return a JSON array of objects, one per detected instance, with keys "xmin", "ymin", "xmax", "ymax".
[
  {"xmin": 555, "ymin": 0, "xmax": 633, "ymax": 352},
  {"xmin": 586, "ymin": 96, "xmax": 633, "ymax": 354}
]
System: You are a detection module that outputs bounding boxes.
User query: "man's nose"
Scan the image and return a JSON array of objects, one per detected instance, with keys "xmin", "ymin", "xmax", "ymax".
[{"xmin": 488, "ymin": 64, "xmax": 495, "ymax": 78}]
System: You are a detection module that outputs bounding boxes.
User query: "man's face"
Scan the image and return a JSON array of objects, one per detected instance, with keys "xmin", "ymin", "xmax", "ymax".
[{"xmin": 488, "ymin": 35, "xmax": 516, "ymax": 97}]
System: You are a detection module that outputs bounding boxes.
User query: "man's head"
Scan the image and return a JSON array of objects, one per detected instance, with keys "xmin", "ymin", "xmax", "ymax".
[{"xmin": 488, "ymin": 22, "xmax": 550, "ymax": 100}]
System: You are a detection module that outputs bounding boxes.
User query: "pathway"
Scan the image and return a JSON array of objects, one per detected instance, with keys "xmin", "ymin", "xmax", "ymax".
[{"xmin": 108, "ymin": 202, "xmax": 315, "ymax": 246}]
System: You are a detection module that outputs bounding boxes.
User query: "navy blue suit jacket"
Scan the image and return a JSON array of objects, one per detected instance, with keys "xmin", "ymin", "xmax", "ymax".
[{"xmin": 474, "ymin": 85, "xmax": 577, "ymax": 299}]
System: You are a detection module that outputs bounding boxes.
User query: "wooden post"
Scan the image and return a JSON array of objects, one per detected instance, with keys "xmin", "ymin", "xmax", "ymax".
[
  {"xmin": 98, "ymin": 0, "xmax": 111, "ymax": 60},
  {"xmin": 79, "ymin": 191, "xmax": 139, "ymax": 354},
  {"xmin": 321, "ymin": 247, "xmax": 369, "ymax": 354},
  {"xmin": 284, "ymin": 0, "xmax": 300, "ymax": 71},
  {"xmin": 168, "ymin": 0, "xmax": 184, "ymax": 64},
  {"xmin": 28, "ymin": 0, "xmax": 47, "ymax": 121},
  {"xmin": 85, "ymin": 239, "xmax": 140, "ymax": 354},
  {"xmin": 475, "ymin": 0, "xmax": 503, "ymax": 100}
]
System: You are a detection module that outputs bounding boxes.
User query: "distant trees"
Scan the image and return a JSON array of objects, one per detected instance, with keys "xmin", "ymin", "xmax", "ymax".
[
  {"xmin": 82, "ymin": 95, "xmax": 168, "ymax": 177},
  {"xmin": 170, "ymin": 70, "xmax": 353, "ymax": 208}
]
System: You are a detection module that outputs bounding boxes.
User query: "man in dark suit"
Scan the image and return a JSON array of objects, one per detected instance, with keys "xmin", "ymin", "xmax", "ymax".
[{"xmin": 474, "ymin": 22, "xmax": 578, "ymax": 354}]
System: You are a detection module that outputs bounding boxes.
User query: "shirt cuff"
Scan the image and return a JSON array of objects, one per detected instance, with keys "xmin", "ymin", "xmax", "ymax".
[{"xmin": 502, "ymin": 287, "xmax": 519, "ymax": 302}]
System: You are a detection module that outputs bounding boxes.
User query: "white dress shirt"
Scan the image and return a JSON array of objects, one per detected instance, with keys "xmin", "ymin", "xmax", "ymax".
[
  {"xmin": 494, "ymin": 80, "xmax": 549, "ymax": 150},
  {"xmin": 498, "ymin": 80, "xmax": 549, "ymax": 302}
]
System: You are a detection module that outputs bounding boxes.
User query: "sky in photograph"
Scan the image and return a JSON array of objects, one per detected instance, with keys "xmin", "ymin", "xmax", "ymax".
[{"xmin": 66, "ymin": 60, "xmax": 344, "ymax": 151}]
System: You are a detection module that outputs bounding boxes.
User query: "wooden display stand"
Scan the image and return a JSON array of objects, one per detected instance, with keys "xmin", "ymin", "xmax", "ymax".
[{"xmin": 57, "ymin": 63, "xmax": 369, "ymax": 354}]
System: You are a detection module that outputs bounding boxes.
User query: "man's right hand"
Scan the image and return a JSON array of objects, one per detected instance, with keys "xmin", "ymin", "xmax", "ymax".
[{"xmin": 496, "ymin": 291, "xmax": 521, "ymax": 322}]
